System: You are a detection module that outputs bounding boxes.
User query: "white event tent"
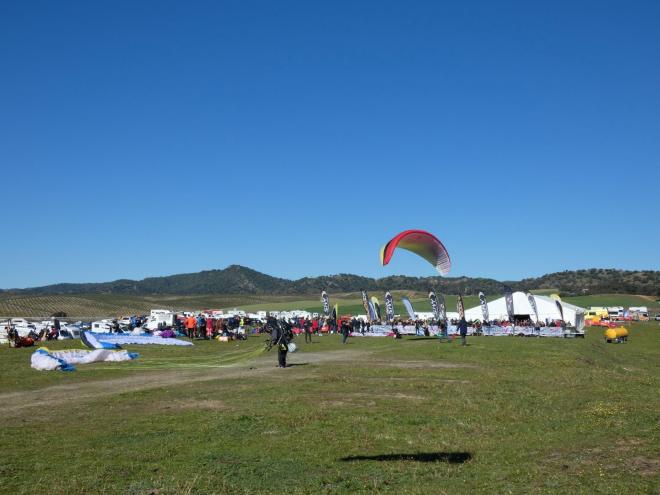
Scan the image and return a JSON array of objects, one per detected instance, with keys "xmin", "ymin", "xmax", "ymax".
[{"xmin": 464, "ymin": 291, "xmax": 585, "ymax": 329}]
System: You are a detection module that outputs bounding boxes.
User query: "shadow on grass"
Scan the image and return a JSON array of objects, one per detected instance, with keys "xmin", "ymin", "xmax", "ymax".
[
  {"xmin": 406, "ymin": 337, "xmax": 441, "ymax": 341},
  {"xmin": 286, "ymin": 363, "xmax": 309, "ymax": 367},
  {"xmin": 340, "ymin": 452, "xmax": 472, "ymax": 463}
]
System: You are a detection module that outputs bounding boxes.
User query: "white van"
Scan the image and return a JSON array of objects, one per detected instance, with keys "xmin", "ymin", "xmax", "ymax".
[
  {"xmin": 607, "ymin": 307, "xmax": 624, "ymax": 320},
  {"xmin": 90, "ymin": 320, "xmax": 114, "ymax": 333},
  {"xmin": 145, "ymin": 311, "xmax": 175, "ymax": 330},
  {"xmin": 58, "ymin": 324, "xmax": 82, "ymax": 340}
]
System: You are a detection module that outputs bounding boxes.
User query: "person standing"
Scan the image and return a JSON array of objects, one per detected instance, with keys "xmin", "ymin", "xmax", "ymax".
[
  {"xmin": 197, "ymin": 314, "xmax": 206, "ymax": 339},
  {"xmin": 206, "ymin": 317, "xmax": 214, "ymax": 339},
  {"xmin": 269, "ymin": 317, "xmax": 292, "ymax": 368},
  {"xmin": 185, "ymin": 315, "xmax": 197, "ymax": 339},
  {"xmin": 458, "ymin": 317, "xmax": 468, "ymax": 346},
  {"xmin": 340, "ymin": 319, "xmax": 350, "ymax": 344},
  {"xmin": 304, "ymin": 318, "xmax": 312, "ymax": 343}
]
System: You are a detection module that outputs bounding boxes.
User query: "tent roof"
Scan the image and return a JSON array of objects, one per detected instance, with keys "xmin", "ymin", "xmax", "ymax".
[{"xmin": 464, "ymin": 292, "xmax": 585, "ymax": 325}]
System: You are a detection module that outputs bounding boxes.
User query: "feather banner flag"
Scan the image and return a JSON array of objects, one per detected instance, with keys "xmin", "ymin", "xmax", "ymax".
[
  {"xmin": 478, "ymin": 292, "xmax": 489, "ymax": 321},
  {"xmin": 384, "ymin": 292, "xmax": 395, "ymax": 322},
  {"xmin": 361, "ymin": 290, "xmax": 372, "ymax": 322},
  {"xmin": 331, "ymin": 304, "xmax": 338, "ymax": 322},
  {"xmin": 556, "ymin": 300, "xmax": 565, "ymax": 322},
  {"xmin": 457, "ymin": 295, "xmax": 465, "ymax": 319},
  {"xmin": 367, "ymin": 301, "xmax": 378, "ymax": 321},
  {"xmin": 550, "ymin": 294, "xmax": 564, "ymax": 322},
  {"xmin": 527, "ymin": 293, "xmax": 539, "ymax": 322},
  {"xmin": 503, "ymin": 287, "xmax": 515, "ymax": 322},
  {"xmin": 438, "ymin": 293, "xmax": 447, "ymax": 321},
  {"xmin": 428, "ymin": 290, "xmax": 441, "ymax": 320},
  {"xmin": 401, "ymin": 297, "xmax": 416, "ymax": 320},
  {"xmin": 370, "ymin": 296, "xmax": 382, "ymax": 321},
  {"xmin": 321, "ymin": 291, "xmax": 330, "ymax": 316}
]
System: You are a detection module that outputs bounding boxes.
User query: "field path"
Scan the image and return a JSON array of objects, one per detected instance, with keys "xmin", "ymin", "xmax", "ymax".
[{"xmin": 0, "ymin": 349, "xmax": 365, "ymax": 418}]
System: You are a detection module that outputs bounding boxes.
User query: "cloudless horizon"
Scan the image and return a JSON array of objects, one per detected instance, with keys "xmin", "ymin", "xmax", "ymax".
[{"xmin": 2, "ymin": 0, "xmax": 659, "ymax": 289}]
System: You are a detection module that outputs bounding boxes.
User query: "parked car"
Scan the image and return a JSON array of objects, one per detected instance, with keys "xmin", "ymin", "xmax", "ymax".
[{"xmin": 655, "ymin": 314, "xmax": 660, "ymax": 321}]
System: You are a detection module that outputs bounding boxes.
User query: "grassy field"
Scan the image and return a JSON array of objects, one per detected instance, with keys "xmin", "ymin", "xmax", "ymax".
[
  {"xmin": 0, "ymin": 292, "xmax": 657, "ymax": 319},
  {"xmin": 0, "ymin": 322, "xmax": 658, "ymax": 494}
]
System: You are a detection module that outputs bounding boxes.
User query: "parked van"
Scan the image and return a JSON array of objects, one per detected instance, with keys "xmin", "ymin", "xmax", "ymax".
[
  {"xmin": 585, "ymin": 307, "xmax": 608, "ymax": 320},
  {"xmin": 90, "ymin": 320, "xmax": 114, "ymax": 333},
  {"xmin": 629, "ymin": 307, "xmax": 649, "ymax": 321},
  {"xmin": 58, "ymin": 324, "xmax": 82, "ymax": 339},
  {"xmin": 607, "ymin": 307, "xmax": 625, "ymax": 321},
  {"xmin": 145, "ymin": 310, "xmax": 175, "ymax": 330}
]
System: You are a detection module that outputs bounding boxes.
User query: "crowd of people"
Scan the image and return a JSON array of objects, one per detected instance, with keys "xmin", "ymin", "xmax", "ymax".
[
  {"xmin": 4, "ymin": 308, "xmax": 573, "ymax": 356},
  {"xmin": 3, "ymin": 318, "xmax": 63, "ymax": 347}
]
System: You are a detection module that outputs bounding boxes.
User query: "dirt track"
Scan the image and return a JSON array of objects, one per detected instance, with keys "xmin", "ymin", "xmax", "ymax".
[{"xmin": 0, "ymin": 350, "xmax": 365, "ymax": 417}]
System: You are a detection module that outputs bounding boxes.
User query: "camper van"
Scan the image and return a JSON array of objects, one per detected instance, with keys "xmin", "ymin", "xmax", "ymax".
[
  {"xmin": 607, "ymin": 307, "xmax": 625, "ymax": 321},
  {"xmin": 629, "ymin": 307, "xmax": 649, "ymax": 321},
  {"xmin": 58, "ymin": 324, "xmax": 82, "ymax": 340},
  {"xmin": 90, "ymin": 320, "xmax": 115, "ymax": 333},
  {"xmin": 144, "ymin": 310, "xmax": 175, "ymax": 330},
  {"xmin": 585, "ymin": 307, "xmax": 608, "ymax": 321}
]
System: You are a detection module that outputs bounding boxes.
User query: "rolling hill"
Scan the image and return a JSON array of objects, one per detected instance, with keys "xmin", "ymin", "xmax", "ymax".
[{"xmin": 1, "ymin": 266, "xmax": 658, "ymax": 297}]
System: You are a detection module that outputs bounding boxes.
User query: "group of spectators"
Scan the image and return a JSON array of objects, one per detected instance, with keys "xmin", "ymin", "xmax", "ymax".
[
  {"xmin": 177, "ymin": 314, "xmax": 258, "ymax": 340},
  {"xmin": 4, "ymin": 318, "xmax": 62, "ymax": 347}
]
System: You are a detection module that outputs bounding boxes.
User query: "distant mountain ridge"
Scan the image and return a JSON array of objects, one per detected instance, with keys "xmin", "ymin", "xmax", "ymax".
[{"xmin": 2, "ymin": 266, "xmax": 658, "ymax": 296}]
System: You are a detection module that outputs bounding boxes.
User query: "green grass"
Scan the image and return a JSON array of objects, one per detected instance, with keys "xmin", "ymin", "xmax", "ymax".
[{"xmin": 0, "ymin": 322, "xmax": 658, "ymax": 494}]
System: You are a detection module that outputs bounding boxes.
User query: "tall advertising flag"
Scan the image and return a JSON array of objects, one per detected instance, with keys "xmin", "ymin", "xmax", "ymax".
[
  {"xmin": 367, "ymin": 300, "xmax": 378, "ymax": 321},
  {"xmin": 428, "ymin": 290, "xmax": 440, "ymax": 320},
  {"xmin": 384, "ymin": 292, "xmax": 395, "ymax": 322},
  {"xmin": 556, "ymin": 300, "xmax": 565, "ymax": 322},
  {"xmin": 361, "ymin": 290, "xmax": 372, "ymax": 322},
  {"xmin": 370, "ymin": 296, "xmax": 382, "ymax": 321},
  {"xmin": 321, "ymin": 290, "xmax": 330, "ymax": 316},
  {"xmin": 478, "ymin": 292, "xmax": 489, "ymax": 321},
  {"xmin": 550, "ymin": 294, "xmax": 564, "ymax": 322},
  {"xmin": 401, "ymin": 297, "xmax": 416, "ymax": 320},
  {"xmin": 504, "ymin": 287, "xmax": 515, "ymax": 322},
  {"xmin": 527, "ymin": 293, "xmax": 539, "ymax": 322},
  {"xmin": 331, "ymin": 304, "xmax": 338, "ymax": 322},
  {"xmin": 438, "ymin": 293, "xmax": 447, "ymax": 321},
  {"xmin": 457, "ymin": 295, "xmax": 465, "ymax": 319}
]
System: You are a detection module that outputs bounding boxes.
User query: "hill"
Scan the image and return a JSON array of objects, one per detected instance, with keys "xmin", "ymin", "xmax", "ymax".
[{"xmin": 1, "ymin": 266, "xmax": 658, "ymax": 297}]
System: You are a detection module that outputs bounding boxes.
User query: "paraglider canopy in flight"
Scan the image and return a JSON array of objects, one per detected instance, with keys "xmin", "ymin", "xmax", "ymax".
[{"xmin": 380, "ymin": 229, "xmax": 451, "ymax": 275}]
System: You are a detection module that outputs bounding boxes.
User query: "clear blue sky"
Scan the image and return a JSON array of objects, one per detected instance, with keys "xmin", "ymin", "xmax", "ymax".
[{"xmin": 2, "ymin": 0, "xmax": 659, "ymax": 288}]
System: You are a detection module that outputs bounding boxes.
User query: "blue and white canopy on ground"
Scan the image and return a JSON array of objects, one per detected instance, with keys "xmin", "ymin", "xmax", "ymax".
[{"xmin": 464, "ymin": 292, "xmax": 585, "ymax": 328}]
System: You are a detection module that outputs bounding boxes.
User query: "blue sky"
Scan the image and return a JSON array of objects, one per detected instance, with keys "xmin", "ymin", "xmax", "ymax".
[{"xmin": 1, "ymin": 0, "xmax": 659, "ymax": 288}]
